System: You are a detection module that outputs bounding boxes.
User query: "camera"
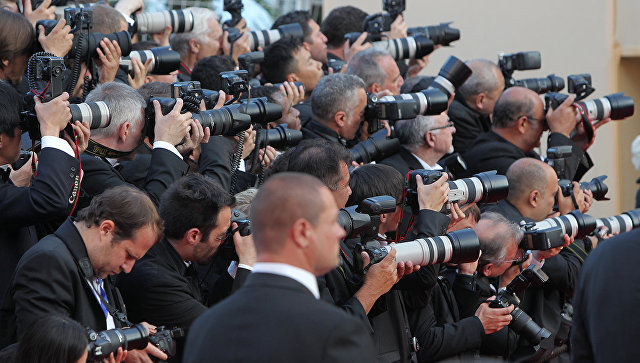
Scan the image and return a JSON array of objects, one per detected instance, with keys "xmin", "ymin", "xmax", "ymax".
[
  {"xmin": 567, "ymin": 73, "xmax": 595, "ymax": 100},
  {"xmin": 256, "ymin": 124, "xmax": 302, "ymax": 150},
  {"xmin": 350, "ymin": 128, "xmax": 401, "ymax": 164},
  {"xmin": 596, "ymin": 209, "xmax": 640, "ymax": 236},
  {"xmin": 120, "ymin": 46, "xmax": 181, "ymax": 76},
  {"xmin": 218, "ymin": 209, "xmax": 252, "ymax": 261},
  {"xmin": 498, "ymin": 51, "xmax": 542, "ymax": 88},
  {"xmin": 358, "ymin": 0, "xmax": 405, "ymax": 37},
  {"xmin": 519, "ymin": 222, "xmax": 564, "ymax": 250},
  {"xmin": 87, "ymin": 324, "xmax": 183, "ymax": 362},
  {"xmin": 428, "ymin": 56, "xmax": 473, "ymax": 99},
  {"xmin": 223, "ymin": 0, "xmax": 244, "ymax": 28},
  {"xmin": 544, "ymin": 92, "xmax": 634, "ymax": 126},
  {"xmin": 547, "ymin": 145, "xmax": 573, "ymax": 180},
  {"xmin": 220, "ymin": 70, "xmax": 249, "ymax": 99},
  {"xmin": 529, "ymin": 210, "xmax": 596, "ymax": 241},
  {"xmin": 238, "ymin": 51, "xmax": 264, "ymax": 78},
  {"xmin": 171, "ymin": 81, "xmax": 221, "ymax": 110},
  {"xmin": 327, "ymin": 58, "xmax": 347, "ymax": 73},
  {"xmin": 132, "ymin": 10, "xmax": 195, "ymax": 34},
  {"xmin": 514, "ymin": 74, "xmax": 565, "ymax": 94},
  {"xmin": 558, "ymin": 175, "xmax": 609, "ymax": 201},
  {"xmin": 229, "ymin": 23, "xmax": 304, "ymax": 51},
  {"xmin": 407, "ymin": 22, "xmax": 460, "ymax": 46},
  {"xmin": 64, "ymin": 7, "xmax": 93, "ymax": 32},
  {"xmin": 343, "ymin": 33, "xmax": 434, "ymax": 61},
  {"xmin": 367, "ymin": 88, "xmax": 448, "ymax": 134},
  {"xmin": 405, "ymin": 170, "xmax": 509, "ymax": 214},
  {"xmin": 369, "ymin": 228, "xmax": 481, "ymax": 265},
  {"xmin": 489, "ymin": 264, "xmax": 552, "ymax": 344},
  {"xmin": 338, "ymin": 196, "xmax": 397, "ymax": 240}
]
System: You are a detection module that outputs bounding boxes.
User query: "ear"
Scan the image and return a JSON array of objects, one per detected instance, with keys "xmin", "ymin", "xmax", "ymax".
[
  {"xmin": 474, "ymin": 93, "xmax": 486, "ymax": 110},
  {"xmin": 379, "ymin": 213, "xmax": 388, "ymax": 224},
  {"xmin": 188, "ymin": 38, "xmax": 200, "ymax": 54},
  {"xmin": 369, "ymin": 83, "xmax": 381, "ymax": 94},
  {"xmin": 516, "ymin": 116, "xmax": 528, "ymax": 134},
  {"xmin": 528, "ymin": 189, "xmax": 540, "ymax": 208},
  {"xmin": 117, "ymin": 121, "xmax": 131, "ymax": 143},
  {"xmin": 334, "ymin": 110, "xmax": 348, "ymax": 128},
  {"xmin": 144, "ymin": 76, "xmax": 154, "ymax": 84},
  {"xmin": 184, "ymin": 228, "xmax": 202, "ymax": 246},
  {"xmin": 286, "ymin": 74, "xmax": 298, "ymax": 83},
  {"xmin": 424, "ymin": 130, "xmax": 436, "ymax": 148},
  {"xmin": 480, "ymin": 263, "xmax": 492, "ymax": 277},
  {"xmin": 302, "ymin": 41, "xmax": 312, "ymax": 52},
  {"xmin": 291, "ymin": 218, "xmax": 311, "ymax": 249},
  {"xmin": 98, "ymin": 220, "xmax": 115, "ymax": 239},
  {"xmin": 267, "ymin": 122, "xmax": 278, "ymax": 129},
  {"xmin": 1, "ymin": 59, "xmax": 9, "ymax": 68}
]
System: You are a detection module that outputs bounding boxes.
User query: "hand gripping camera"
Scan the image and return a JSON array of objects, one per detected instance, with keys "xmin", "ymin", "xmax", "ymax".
[{"xmin": 86, "ymin": 324, "xmax": 184, "ymax": 362}]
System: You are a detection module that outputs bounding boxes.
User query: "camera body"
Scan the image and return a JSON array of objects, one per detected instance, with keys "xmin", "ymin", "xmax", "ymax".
[
  {"xmin": 223, "ymin": 0, "xmax": 244, "ymax": 28},
  {"xmin": 87, "ymin": 324, "xmax": 183, "ymax": 362},
  {"xmin": 519, "ymin": 223, "xmax": 564, "ymax": 250},
  {"xmin": 338, "ymin": 196, "xmax": 397, "ymax": 241},
  {"xmin": 498, "ymin": 51, "xmax": 541, "ymax": 88},
  {"xmin": 218, "ymin": 209, "xmax": 252, "ymax": 261},
  {"xmin": 220, "ymin": 70, "xmax": 249, "ymax": 98},
  {"xmin": 237, "ymin": 51, "xmax": 264, "ymax": 78},
  {"xmin": 64, "ymin": 7, "xmax": 93, "ymax": 32}
]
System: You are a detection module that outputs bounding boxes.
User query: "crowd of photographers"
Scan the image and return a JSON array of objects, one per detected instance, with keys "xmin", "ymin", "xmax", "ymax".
[{"xmin": 0, "ymin": 0, "xmax": 638, "ymax": 362}]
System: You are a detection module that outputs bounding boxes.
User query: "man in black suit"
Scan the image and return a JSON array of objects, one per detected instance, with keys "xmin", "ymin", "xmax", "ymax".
[
  {"xmin": 78, "ymin": 81, "xmax": 206, "ymax": 209},
  {"xmin": 570, "ymin": 228, "xmax": 638, "ymax": 362},
  {"xmin": 117, "ymin": 174, "xmax": 255, "ymax": 361},
  {"xmin": 463, "ymin": 86, "xmax": 591, "ymax": 180},
  {"xmin": 0, "ymin": 185, "xmax": 168, "ymax": 361},
  {"xmin": 449, "ymin": 59, "xmax": 504, "ymax": 155},
  {"xmin": 381, "ymin": 112, "xmax": 455, "ymax": 177},
  {"xmin": 184, "ymin": 173, "xmax": 375, "ymax": 363},
  {"xmin": 0, "ymin": 82, "xmax": 86, "ymax": 299}
]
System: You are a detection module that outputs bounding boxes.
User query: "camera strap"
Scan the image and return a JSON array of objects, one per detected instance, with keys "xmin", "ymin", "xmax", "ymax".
[{"xmin": 85, "ymin": 139, "xmax": 135, "ymax": 159}]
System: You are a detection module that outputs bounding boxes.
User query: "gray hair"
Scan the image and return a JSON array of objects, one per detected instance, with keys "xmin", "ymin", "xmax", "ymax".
[
  {"xmin": 458, "ymin": 59, "xmax": 502, "ymax": 102},
  {"xmin": 170, "ymin": 7, "xmax": 219, "ymax": 58},
  {"xmin": 632, "ymin": 135, "xmax": 640, "ymax": 170},
  {"xmin": 86, "ymin": 82, "xmax": 145, "ymax": 138},
  {"xmin": 345, "ymin": 48, "xmax": 389, "ymax": 89},
  {"xmin": 477, "ymin": 212, "xmax": 523, "ymax": 267},
  {"xmin": 394, "ymin": 115, "xmax": 438, "ymax": 152},
  {"xmin": 310, "ymin": 73, "xmax": 365, "ymax": 123}
]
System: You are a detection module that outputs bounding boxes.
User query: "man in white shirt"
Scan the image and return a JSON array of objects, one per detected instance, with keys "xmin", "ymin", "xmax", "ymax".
[{"xmin": 185, "ymin": 172, "xmax": 376, "ymax": 363}]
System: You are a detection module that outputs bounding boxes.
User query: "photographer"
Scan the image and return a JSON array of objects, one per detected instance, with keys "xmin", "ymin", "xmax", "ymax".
[
  {"xmin": 463, "ymin": 86, "xmax": 592, "ymax": 180},
  {"xmin": 0, "ymin": 81, "xmax": 86, "ymax": 299},
  {"xmin": 302, "ymin": 73, "xmax": 367, "ymax": 146},
  {"xmin": 0, "ymin": 185, "xmax": 168, "ymax": 362},
  {"xmin": 272, "ymin": 10, "xmax": 328, "ymax": 65},
  {"xmin": 449, "ymin": 59, "xmax": 504, "ymax": 155},
  {"xmin": 346, "ymin": 48, "xmax": 404, "ymax": 96},
  {"xmin": 78, "ymin": 81, "xmax": 204, "ymax": 209},
  {"xmin": 321, "ymin": 6, "xmax": 368, "ymax": 63},
  {"xmin": 116, "ymin": 174, "xmax": 255, "ymax": 362}
]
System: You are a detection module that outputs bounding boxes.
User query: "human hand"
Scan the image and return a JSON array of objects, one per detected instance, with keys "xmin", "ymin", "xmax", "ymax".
[
  {"xmin": 38, "ymin": 18, "xmax": 74, "ymax": 58},
  {"xmin": 343, "ymin": 32, "xmax": 371, "ymax": 63},
  {"xmin": 557, "ymin": 183, "xmax": 584, "ymax": 215},
  {"xmin": 223, "ymin": 31, "xmax": 251, "ymax": 63},
  {"xmin": 127, "ymin": 57, "xmax": 152, "ymax": 90},
  {"xmin": 176, "ymin": 119, "xmax": 208, "ymax": 157},
  {"xmin": 498, "ymin": 252, "xmax": 532, "ymax": 288},
  {"xmin": 383, "ymin": 15, "xmax": 407, "ymax": 39},
  {"xmin": 62, "ymin": 121, "xmax": 90, "ymax": 155},
  {"xmin": 361, "ymin": 247, "xmax": 398, "ymax": 294},
  {"xmin": 96, "ymin": 39, "xmax": 122, "ymax": 83},
  {"xmin": 232, "ymin": 222, "xmax": 256, "ymax": 266},
  {"xmin": 475, "ymin": 297, "xmax": 514, "ymax": 335},
  {"xmin": 407, "ymin": 51, "xmax": 437, "ymax": 78},
  {"xmin": 258, "ymin": 145, "xmax": 277, "ymax": 169},
  {"xmin": 279, "ymin": 81, "xmax": 304, "ymax": 106},
  {"xmin": 151, "ymin": 25, "xmax": 172, "ymax": 47},
  {"xmin": 416, "ymin": 173, "xmax": 449, "ymax": 212},
  {"xmin": 239, "ymin": 126, "xmax": 256, "ymax": 159},
  {"xmin": 35, "ymin": 92, "xmax": 71, "ymax": 137},
  {"xmin": 458, "ymin": 251, "xmax": 480, "ymax": 275},
  {"xmin": 580, "ymin": 189, "xmax": 593, "ymax": 213},
  {"xmin": 153, "ymin": 98, "xmax": 192, "ymax": 146},
  {"xmin": 114, "ymin": 0, "xmax": 144, "ymax": 17},
  {"xmin": 9, "ymin": 152, "xmax": 36, "ymax": 187},
  {"xmin": 533, "ymin": 235, "xmax": 571, "ymax": 261},
  {"xmin": 546, "ymin": 95, "xmax": 577, "ymax": 137},
  {"xmin": 106, "ymin": 347, "xmax": 127, "ymax": 363},
  {"xmin": 23, "ymin": 0, "xmax": 55, "ymax": 28}
]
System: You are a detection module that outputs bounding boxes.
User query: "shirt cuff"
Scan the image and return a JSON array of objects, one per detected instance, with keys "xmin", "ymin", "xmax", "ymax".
[
  {"xmin": 238, "ymin": 264, "xmax": 253, "ymax": 271},
  {"xmin": 41, "ymin": 136, "xmax": 75, "ymax": 157},
  {"xmin": 531, "ymin": 254, "xmax": 545, "ymax": 268},
  {"xmin": 152, "ymin": 141, "xmax": 182, "ymax": 159}
]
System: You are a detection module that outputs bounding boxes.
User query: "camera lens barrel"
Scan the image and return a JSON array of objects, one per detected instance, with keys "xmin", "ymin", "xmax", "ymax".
[
  {"xmin": 350, "ymin": 129, "xmax": 401, "ymax": 164},
  {"xmin": 596, "ymin": 209, "xmax": 640, "ymax": 235},
  {"xmin": 134, "ymin": 10, "xmax": 195, "ymax": 34},
  {"xmin": 128, "ymin": 47, "xmax": 181, "ymax": 75},
  {"xmin": 509, "ymin": 307, "xmax": 551, "ymax": 344},
  {"xmin": 69, "ymin": 101, "xmax": 110, "ymax": 129},
  {"xmin": 262, "ymin": 126, "xmax": 303, "ymax": 149},
  {"xmin": 88, "ymin": 324, "xmax": 149, "ymax": 360},
  {"xmin": 370, "ymin": 35, "xmax": 434, "ymax": 61},
  {"xmin": 533, "ymin": 211, "xmax": 597, "ymax": 240},
  {"xmin": 576, "ymin": 93, "xmax": 635, "ymax": 123},
  {"xmin": 87, "ymin": 31, "xmax": 132, "ymax": 58},
  {"xmin": 379, "ymin": 88, "xmax": 449, "ymax": 116},
  {"xmin": 408, "ymin": 23, "xmax": 460, "ymax": 46},
  {"xmin": 447, "ymin": 171, "xmax": 509, "ymax": 205},
  {"xmin": 430, "ymin": 56, "xmax": 472, "ymax": 99},
  {"xmin": 249, "ymin": 23, "xmax": 304, "ymax": 51},
  {"xmin": 515, "ymin": 75, "xmax": 565, "ymax": 94},
  {"xmin": 382, "ymin": 228, "xmax": 480, "ymax": 265}
]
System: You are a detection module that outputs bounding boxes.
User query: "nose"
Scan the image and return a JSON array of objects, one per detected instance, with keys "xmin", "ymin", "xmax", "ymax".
[{"xmin": 121, "ymin": 258, "xmax": 135, "ymax": 274}]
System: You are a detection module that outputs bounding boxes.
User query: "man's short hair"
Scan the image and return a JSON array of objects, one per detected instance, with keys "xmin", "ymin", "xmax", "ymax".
[
  {"xmin": 137, "ymin": 81, "xmax": 171, "ymax": 100},
  {"xmin": 76, "ymin": 185, "xmax": 162, "ymax": 242},
  {"xmin": 191, "ymin": 55, "xmax": 236, "ymax": 91},
  {"xmin": 457, "ymin": 59, "xmax": 502, "ymax": 102},
  {"xmin": 262, "ymin": 38, "xmax": 302, "ymax": 84},
  {"xmin": 285, "ymin": 139, "xmax": 351, "ymax": 192},
  {"xmin": 506, "ymin": 158, "xmax": 551, "ymax": 201},
  {"xmin": 272, "ymin": 10, "xmax": 312, "ymax": 42},
  {"xmin": 345, "ymin": 48, "xmax": 389, "ymax": 89},
  {"xmin": 492, "ymin": 91, "xmax": 536, "ymax": 129},
  {"xmin": 310, "ymin": 73, "xmax": 365, "ymax": 123},
  {"xmin": 394, "ymin": 115, "xmax": 438, "ymax": 152},
  {"xmin": 477, "ymin": 212, "xmax": 523, "ymax": 268},
  {"xmin": 160, "ymin": 174, "xmax": 235, "ymax": 240},
  {"xmin": 0, "ymin": 80, "xmax": 21, "ymax": 135},
  {"xmin": 86, "ymin": 82, "xmax": 146, "ymax": 138},
  {"xmin": 170, "ymin": 7, "xmax": 219, "ymax": 58},
  {"xmin": 321, "ymin": 6, "xmax": 368, "ymax": 49},
  {"xmin": 0, "ymin": 9, "xmax": 34, "ymax": 68},
  {"xmin": 91, "ymin": 4, "xmax": 125, "ymax": 33},
  {"xmin": 250, "ymin": 172, "xmax": 327, "ymax": 254},
  {"xmin": 347, "ymin": 164, "xmax": 403, "ymax": 207}
]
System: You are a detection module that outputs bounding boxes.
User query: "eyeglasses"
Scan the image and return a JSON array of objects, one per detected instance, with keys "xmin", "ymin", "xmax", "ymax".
[
  {"xmin": 517, "ymin": 115, "xmax": 546, "ymax": 125},
  {"xmin": 487, "ymin": 248, "xmax": 526, "ymax": 264},
  {"xmin": 427, "ymin": 121, "xmax": 454, "ymax": 132}
]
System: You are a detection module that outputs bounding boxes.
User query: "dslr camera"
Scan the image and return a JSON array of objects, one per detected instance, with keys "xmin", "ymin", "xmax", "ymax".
[
  {"xmin": 87, "ymin": 324, "xmax": 184, "ymax": 362},
  {"xmin": 498, "ymin": 51, "xmax": 541, "ymax": 88},
  {"xmin": 217, "ymin": 209, "xmax": 252, "ymax": 261}
]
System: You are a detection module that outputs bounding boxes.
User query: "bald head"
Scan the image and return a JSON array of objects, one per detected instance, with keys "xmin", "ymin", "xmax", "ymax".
[
  {"xmin": 250, "ymin": 173, "xmax": 330, "ymax": 254},
  {"xmin": 491, "ymin": 87, "xmax": 541, "ymax": 129},
  {"xmin": 506, "ymin": 158, "xmax": 556, "ymax": 201},
  {"xmin": 459, "ymin": 59, "xmax": 503, "ymax": 100}
]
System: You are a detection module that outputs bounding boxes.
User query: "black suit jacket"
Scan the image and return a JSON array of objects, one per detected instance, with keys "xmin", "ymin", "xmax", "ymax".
[
  {"xmin": 380, "ymin": 146, "xmax": 424, "ymax": 178},
  {"xmin": 0, "ymin": 148, "xmax": 80, "ymax": 300},
  {"xmin": 0, "ymin": 219, "xmax": 126, "ymax": 348},
  {"xmin": 184, "ymin": 272, "xmax": 376, "ymax": 363},
  {"xmin": 301, "ymin": 119, "xmax": 348, "ymax": 146},
  {"xmin": 571, "ymin": 228, "xmax": 640, "ymax": 362},
  {"xmin": 449, "ymin": 96, "xmax": 492, "ymax": 156},
  {"xmin": 79, "ymin": 147, "xmax": 187, "ymax": 209}
]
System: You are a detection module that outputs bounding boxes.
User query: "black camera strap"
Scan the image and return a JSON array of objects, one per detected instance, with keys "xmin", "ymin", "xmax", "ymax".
[{"xmin": 85, "ymin": 139, "xmax": 135, "ymax": 159}]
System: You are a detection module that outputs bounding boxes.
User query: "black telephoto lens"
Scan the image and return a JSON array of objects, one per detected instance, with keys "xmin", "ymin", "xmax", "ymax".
[
  {"xmin": 509, "ymin": 307, "xmax": 552, "ymax": 344},
  {"xmin": 87, "ymin": 31, "xmax": 132, "ymax": 58},
  {"xmin": 128, "ymin": 46, "xmax": 181, "ymax": 75},
  {"xmin": 350, "ymin": 129, "xmax": 401, "ymax": 164},
  {"xmin": 514, "ymin": 74, "xmax": 565, "ymax": 94},
  {"xmin": 260, "ymin": 125, "xmax": 303, "ymax": 149},
  {"xmin": 88, "ymin": 324, "xmax": 149, "ymax": 360},
  {"xmin": 408, "ymin": 22, "xmax": 460, "ymax": 46},
  {"xmin": 430, "ymin": 56, "xmax": 473, "ymax": 98}
]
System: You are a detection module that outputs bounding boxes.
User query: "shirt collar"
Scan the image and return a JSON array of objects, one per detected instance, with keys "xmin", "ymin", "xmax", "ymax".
[
  {"xmin": 410, "ymin": 152, "xmax": 442, "ymax": 171},
  {"xmin": 252, "ymin": 262, "xmax": 320, "ymax": 299}
]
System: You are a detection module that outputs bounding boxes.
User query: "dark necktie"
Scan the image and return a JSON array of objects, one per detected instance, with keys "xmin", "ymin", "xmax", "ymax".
[{"xmin": 0, "ymin": 168, "xmax": 11, "ymax": 183}]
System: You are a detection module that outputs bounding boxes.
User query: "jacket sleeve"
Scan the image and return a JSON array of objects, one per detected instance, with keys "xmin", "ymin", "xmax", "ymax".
[
  {"xmin": 547, "ymin": 132, "xmax": 592, "ymax": 181},
  {"xmin": 323, "ymin": 314, "xmax": 376, "ymax": 363},
  {"xmin": 199, "ymin": 136, "xmax": 236, "ymax": 192},
  {"xmin": 317, "ymin": 274, "xmax": 373, "ymax": 334},
  {"xmin": 0, "ymin": 148, "xmax": 80, "ymax": 227},
  {"xmin": 540, "ymin": 239, "xmax": 586, "ymax": 295}
]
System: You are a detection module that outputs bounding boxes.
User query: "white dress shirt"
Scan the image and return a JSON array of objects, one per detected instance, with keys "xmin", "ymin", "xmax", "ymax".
[{"xmin": 252, "ymin": 262, "xmax": 320, "ymax": 299}]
